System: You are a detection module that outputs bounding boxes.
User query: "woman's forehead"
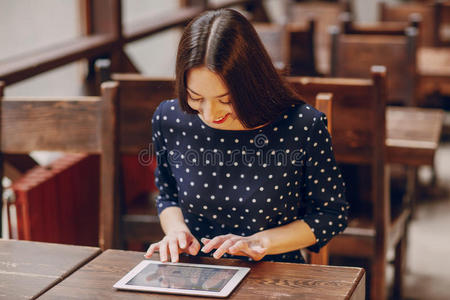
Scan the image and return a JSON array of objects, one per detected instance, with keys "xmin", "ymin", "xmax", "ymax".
[{"xmin": 186, "ymin": 67, "xmax": 229, "ymax": 96}]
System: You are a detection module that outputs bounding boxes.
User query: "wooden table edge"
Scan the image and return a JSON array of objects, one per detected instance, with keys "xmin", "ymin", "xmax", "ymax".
[
  {"xmin": 33, "ymin": 247, "xmax": 102, "ymax": 299},
  {"xmin": 344, "ymin": 267, "xmax": 365, "ymax": 300}
]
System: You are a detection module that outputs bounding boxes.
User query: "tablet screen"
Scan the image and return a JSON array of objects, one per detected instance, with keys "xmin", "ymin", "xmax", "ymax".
[
  {"xmin": 126, "ymin": 263, "xmax": 238, "ymax": 292},
  {"xmin": 114, "ymin": 260, "xmax": 250, "ymax": 297}
]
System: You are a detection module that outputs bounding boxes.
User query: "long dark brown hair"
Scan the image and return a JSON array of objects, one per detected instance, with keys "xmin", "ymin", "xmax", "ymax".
[{"xmin": 176, "ymin": 8, "xmax": 303, "ymax": 128}]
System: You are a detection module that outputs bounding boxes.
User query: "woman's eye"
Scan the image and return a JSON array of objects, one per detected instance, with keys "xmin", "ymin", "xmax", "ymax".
[
  {"xmin": 189, "ymin": 96, "xmax": 203, "ymax": 101},
  {"xmin": 219, "ymin": 100, "xmax": 231, "ymax": 104}
]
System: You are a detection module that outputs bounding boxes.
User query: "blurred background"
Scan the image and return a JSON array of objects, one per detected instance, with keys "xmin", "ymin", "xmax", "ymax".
[{"xmin": 1, "ymin": 1, "xmax": 449, "ymax": 299}]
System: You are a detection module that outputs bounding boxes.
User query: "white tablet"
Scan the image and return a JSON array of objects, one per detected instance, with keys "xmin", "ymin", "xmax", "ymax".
[{"xmin": 113, "ymin": 260, "xmax": 250, "ymax": 298}]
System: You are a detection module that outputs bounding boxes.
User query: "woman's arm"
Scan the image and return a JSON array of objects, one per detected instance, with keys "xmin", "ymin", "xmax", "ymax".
[
  {"xmin": 200, "ymin": 219, "xmax": 316, "ymax": 260},
  {"xmin": 252, "ymin": 219, "xmax": 316, "ymax": 255},
  {"xmin": 145, "ymin": 102, "xmax": 200, "ymax": 262}
]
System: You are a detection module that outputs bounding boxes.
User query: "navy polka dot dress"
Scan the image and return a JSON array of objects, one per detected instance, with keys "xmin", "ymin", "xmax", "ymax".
[{"xmin": 151, "ymin": 99, "xmax": 349, "ymax": 263}]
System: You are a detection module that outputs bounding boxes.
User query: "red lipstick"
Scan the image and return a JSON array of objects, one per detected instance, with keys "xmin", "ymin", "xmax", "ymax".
[{"xmin": 212, "ymin": 113, "xmax": 230, "ymax": 124}]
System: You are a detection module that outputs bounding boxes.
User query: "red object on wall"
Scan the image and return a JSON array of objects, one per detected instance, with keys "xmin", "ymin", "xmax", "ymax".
[{"xmin": 11, "ymin": 153, "xmax": 100, "ymax": 246}]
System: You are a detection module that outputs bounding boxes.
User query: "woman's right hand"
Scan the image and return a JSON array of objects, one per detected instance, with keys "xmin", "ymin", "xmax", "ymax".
[{"xmin": 144, "ymin": 230, "xmax": 201, "ymax": 263}]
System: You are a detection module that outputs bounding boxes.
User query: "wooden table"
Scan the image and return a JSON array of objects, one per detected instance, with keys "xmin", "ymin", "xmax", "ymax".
[
  {"xmin": 40, "ymin": 249, "xmax": 366, "ymax": 300},
  {"xmin": 417, "ymin": 47, "xmax": 450, "ymax": 100},
  {"xmin": 387, "ymin": 106, "xmax": 445, "ymax": 166},
  {"xmin": 0, "ymin": 239, "xmax": 100, "ymax": 299}
]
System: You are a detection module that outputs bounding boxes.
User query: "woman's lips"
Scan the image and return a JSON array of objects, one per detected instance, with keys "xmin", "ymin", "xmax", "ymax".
[{"xmin": 212, "ymin": 113, "xmax": 230, "ymax": 124}]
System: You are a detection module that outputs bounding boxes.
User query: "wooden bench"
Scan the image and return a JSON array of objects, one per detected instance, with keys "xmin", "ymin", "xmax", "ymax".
[
  {"xmin": 288, "ymin": 66, "xmax": 408, "ymax": 300},
  {"xmin": 0, "ymin": 81, "xmax": 120, "ymax": 251}
]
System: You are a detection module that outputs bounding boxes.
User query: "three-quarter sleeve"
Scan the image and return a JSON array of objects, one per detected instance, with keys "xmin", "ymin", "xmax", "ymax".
[
  {"xmin": 151, "ymin": 102, "xmax": 180, "ymax": 214},
  {"xmin": 301, "ymin": 112, "xmax": 349, "ymax": 252}
]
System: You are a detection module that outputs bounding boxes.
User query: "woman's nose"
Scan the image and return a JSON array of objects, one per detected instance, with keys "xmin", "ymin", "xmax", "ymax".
[{"xmin": 202, "ymin": 100, "xmax": 221, "ymax": 122}]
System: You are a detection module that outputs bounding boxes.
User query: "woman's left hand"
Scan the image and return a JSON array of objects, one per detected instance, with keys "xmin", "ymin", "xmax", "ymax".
[{"xmin": 200, "ymin": 234, "xmax": 267, "ymax": 261}]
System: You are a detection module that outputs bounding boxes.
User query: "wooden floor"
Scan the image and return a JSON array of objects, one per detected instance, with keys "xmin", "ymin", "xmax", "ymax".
[{"xmin": 401, "ymin": 135, "xmax": 450, "ymax": 300}]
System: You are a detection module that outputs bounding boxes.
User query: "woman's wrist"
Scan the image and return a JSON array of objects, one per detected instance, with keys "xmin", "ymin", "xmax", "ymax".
[
  {"xmin": 159, "ymin": 206, "xmax": 190, "ymax": 235},
  {"xmin": 249, "ymin": 220, "xmax": 317, "ymax": 256},
  {"xmin": 251, "ymin": 231, "xmax": 272, "ymax": 254}
]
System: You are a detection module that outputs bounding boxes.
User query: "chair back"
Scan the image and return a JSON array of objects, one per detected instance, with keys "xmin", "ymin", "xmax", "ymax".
[
  {"xmin": 287, "ymin": 0, "xmax": 350, "ymax": 74},
  {"xmin": 0, "ymin": 81, "xmax": 119, "ymax": 250},
  {"xmin": 330, "ymin": 27, "xmax": 417, "ymax": 106},
  {"xmin": 254, "ymin": 20, "xmax": 316, "ymax": 76},
  {"xmin": 308, "ymin": 92, "xmax": 333, "ymax": 265},
  {"xmin": 287, "ymin": 67, "xmax": 390, "ymax": 254},
  {"xmin": 379, "ymin": 0, "xmax": 434, "ymax": 46},
  {"xmin": 111, "ymin": 74, "xmax": 175, "ymax": 153}
]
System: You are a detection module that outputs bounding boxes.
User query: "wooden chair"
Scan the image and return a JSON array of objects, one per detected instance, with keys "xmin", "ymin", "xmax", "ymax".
[
  {"xmin": 94, "ymin": 62, "xmax": 173, "ymax": 247},
  {"xmin": 113, "ymin": 73, "xmax": 332, "ymax": 264},
  {"xmin": 0, "ymin": 81, "xmax": 120, "ymax": 250},
  {"xmin": 330, "ymin": 26, "xmax": 418, "ymax": 106},
  {"xmin": 287, "ymin": 66, "xmax": 410, "ymax": 300},
  {"xmin": 95, "ymin": 61, "xmax": 330, "ymax": 263},
  {"xmin": 308, "ymin": 92, "xmax": 333, "ymax": 265},
  {"xmin": 112, "ymin": 74, "xmax": 174, "ymax": 248},
  {"xmin": 379, "ymin": 0, "xmax": 434, "ymax": 46},
  {"xmin": 287, "ymin": 0, "xmax": 351, "ymax": 75},
  {"xmin": 253, "ymin": 20, "xmax": 317, "ymax": 76}
]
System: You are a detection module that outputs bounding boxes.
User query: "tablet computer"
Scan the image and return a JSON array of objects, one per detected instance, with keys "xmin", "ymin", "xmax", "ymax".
[{"xmin": 113, "ymin": 260, "xmax": 250, "ymax": 298}]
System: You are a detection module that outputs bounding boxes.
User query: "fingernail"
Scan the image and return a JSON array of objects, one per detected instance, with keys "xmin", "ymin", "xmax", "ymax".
[
  {"xmin": 201, "ymin": 247, "xmax": 207, "ymax": 253},
  {"xmin": 180, "ymin": 242, "xmax": 186, "ymax": 248}
]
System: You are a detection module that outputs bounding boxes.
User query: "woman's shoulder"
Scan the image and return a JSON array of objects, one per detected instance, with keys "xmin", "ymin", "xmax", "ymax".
[
  {"xmin": 285, "ymin": 102, "xmax": 325, "ymax": 127},
  {"xmin": 152, "ymin": 99, "xmax": 185, "ymax": 123},
  {"xmin": 154, "ymin": 99, "xmax": 178, "ymax": 115}
]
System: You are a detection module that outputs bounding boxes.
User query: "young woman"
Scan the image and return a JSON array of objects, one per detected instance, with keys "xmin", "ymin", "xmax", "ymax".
[{"xmin": 145, "ymin": 8, "xmax": 348, "ymax": 263}]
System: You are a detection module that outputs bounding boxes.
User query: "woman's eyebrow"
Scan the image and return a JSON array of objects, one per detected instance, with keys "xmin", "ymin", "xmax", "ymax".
[{"xmin": 187, "ymin": 87, "xmax": 229, "ymax": 98}]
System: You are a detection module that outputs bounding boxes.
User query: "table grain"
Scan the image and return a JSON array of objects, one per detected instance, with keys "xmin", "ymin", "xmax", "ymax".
[
  {"xmin": 0, "ymin": 239, "xmax": 100, "ymax": 299},
  {"xmin": 40, "ymin": 249, "xmax": 365, "ymax": 299}
]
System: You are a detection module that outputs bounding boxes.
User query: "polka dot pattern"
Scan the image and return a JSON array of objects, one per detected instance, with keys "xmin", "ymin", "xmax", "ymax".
[{"xmin": 151, "ymin": 99, "xmax": 349, "ymax": 262}]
